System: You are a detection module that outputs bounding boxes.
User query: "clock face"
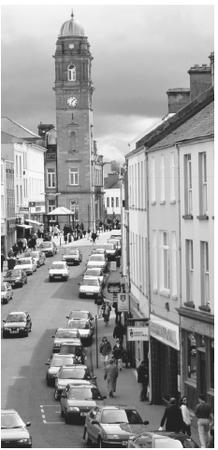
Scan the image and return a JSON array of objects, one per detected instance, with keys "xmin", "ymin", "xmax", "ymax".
[{"xmin": 67, "ymin": 96, "xmax": 78, "ymax": 108}]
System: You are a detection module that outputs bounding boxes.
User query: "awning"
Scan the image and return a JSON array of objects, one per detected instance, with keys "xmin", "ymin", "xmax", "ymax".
[
  {"xmin": 47, "ymin": 206, "xmax": 73, "ymax": 216},
  {"xmin": 25, "ymin": 219, "xmax": 43, "ymax": 226},
  {"xmin": 16, "ymin": 224, "xmax": 33, "ymax": 229}
]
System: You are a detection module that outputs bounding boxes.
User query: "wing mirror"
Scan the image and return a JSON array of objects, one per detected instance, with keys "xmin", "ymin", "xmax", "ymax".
[
  {"xmin": 26, "ymin": 422, "xmax": 31, "ymax": 427},
  {"xmin": 66, "ymin": 315, "xmax": 69, "ymax": 319}
]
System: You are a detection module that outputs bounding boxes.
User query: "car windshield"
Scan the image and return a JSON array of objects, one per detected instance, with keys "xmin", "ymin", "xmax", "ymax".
[
  {"xmin": 6, "ymin": 314, "xmax": 26, "ymax": 322},
  {"xmin": 59, "ymin": 367, "xmax": 86, "ymax": 379},
  {"xmin": 60, "ymin": 345, "xmax": 82, "ymax": 355},
  {"xmin": 82, "ymin": 279, "xmax": 99, "ymax": 286},
  {"xmin": 89, "ymin": 255, "xmax": 104, "ymax": 262},
  {"xmin": 40, "ymin": 242, "xmax": 52, "ymax": 248},
  {"xmin": 68, "ymin": 320, "xmax": 87, "ymax": 329},
  {"xmin": 69, "ymin": 311, "xmax": 88, "ymax": 320},
  {"xmin": 66, "ymin": 250, "xmax": 78, "ymax": 255},
  {"xmin": 1, "ymin": 412, "xmax": 24, "ymax": 429},
  {"xmin": 67, "ymin": 386, "xmax": 98, "ymax": 400},
  {"xmin": 56, "ymin": 330, "xmax": 78, "ymax": 338},
  {"xmin": 104, "ymin": 244, "xmax": 115, "ymax": 250},
  {"xmin": 85, "ymin": 269, "xmax": 101, "ymax": 276},
  {"xmin": 51, "ymin": 263, "xmax": 65, "ymax": 269},
  {"xmin": 6, "ymin": 269, "xmax": 21, "ymax": 277},
  {"xmin": 101, "ymin": 409, "xmax": 143, "ymax": 424},
  {"xmin": 51, "ymin": 355, "xmax": 74, "ymax": 366},
  {"xmin": 30, "ymin": 252, "xmax": 39, "ymax": 257},
  {"xmin": 17, "ymin": 259, "xmax": 31, "ymax": 265}
]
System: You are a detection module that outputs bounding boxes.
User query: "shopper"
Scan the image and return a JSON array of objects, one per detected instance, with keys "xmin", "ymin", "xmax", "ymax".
[
  {"xmin": 104, "ymin": 359, "xmax": 119, "ymax": 398},
  {"xmin": 99, "ymin": 337, "xmax": 112, "ymax": 366},
  {"xmin": 112, "ymin": 339, "xmax": 124, "ymax": 371},
  {"xmin": 159, "ymin": 397, "xmax": 184, "ymax": 433},
  {"xmin": 137, "ymin": 360, "xmax": 149, "ymax": 401},
  {"xmin": 1, "ymin": 252, "xmax": 5, "ymax": 272},
  {"xmin": 113, "ymin": 320, "xmax": 125, "ymax": 346},
  {"xmin": 195, "ymin": 395, "xmax": 212, "ymax": 448},
  {"xmin": 180, "ymin": 396, "xmax": 193, "ymax": 436}
]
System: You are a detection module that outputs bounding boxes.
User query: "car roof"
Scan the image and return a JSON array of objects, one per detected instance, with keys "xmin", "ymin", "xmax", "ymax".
[
  {"xmin": 69, "ymin": 310, "xmax": 90, "ymax": 314},
  {"xmin": 60, "ymin": 339, "xmax": 81, "ymax": 344},
  {"xmin": 1, "ymin": 409, "xmax": 18, "ymax": 414},
  {"xmin": 7, "ymin": 311, "xmax": 27, "ymax": 315},
  {"xmin": 51, "ymin": 260, "xmax": 66, "ymax": 264},
  {"xmin": 56, "ymin": 328, "xmax": 78, "ymax": 332},
  {"xmin": 59, "ymin": 365, "xmax": 88, "ymax": 370}
]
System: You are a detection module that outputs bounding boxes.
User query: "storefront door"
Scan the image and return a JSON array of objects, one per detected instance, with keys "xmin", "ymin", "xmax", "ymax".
[{"xmin": 198, "ymin": 350, "xmax": 206, "ymax": 397}]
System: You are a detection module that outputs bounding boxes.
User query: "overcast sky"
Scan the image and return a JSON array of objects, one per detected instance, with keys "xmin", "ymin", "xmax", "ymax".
[{"xmin": 1, "ymin": 3, "xmax": 214, "ymax": 161}]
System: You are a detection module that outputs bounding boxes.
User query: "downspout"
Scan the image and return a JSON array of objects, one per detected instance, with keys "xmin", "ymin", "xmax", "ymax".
[
  {"xmin": 176, "ymin": 143, "xmax": 183, "ymax": 396},
  {"xmin": 145, "ymin": 145, "xmax": 152, "ymax": 402}
]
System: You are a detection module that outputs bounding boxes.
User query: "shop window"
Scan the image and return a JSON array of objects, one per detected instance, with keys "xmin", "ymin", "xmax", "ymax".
[
  {"xmin": 106, "ymin": 197, "xmax": 110, "ymax": 208},
  {"xmin": 184, "ymin": 154, "xmax": 192, "ymax": 215},
  {"xmin": 48, "ymin": 199, "xmax": 56, "ymax": 213},
  {"xmin": 187, "ymin": 333, "xmax": 197, "ymax": 380},
  {"xmin": 69, "ymin": 168, "xmax": 79, "ymax": 185},
  {"xmin": 210, "ymin": 340, "xmax": 214, "ymax": 389},
  {"xmin": 199, "ymin": 152, "xmax": 208, "ymax": 215},
  {"xmin": 200, "ymin": 241, "xmax": 209, "ymax": 306}
]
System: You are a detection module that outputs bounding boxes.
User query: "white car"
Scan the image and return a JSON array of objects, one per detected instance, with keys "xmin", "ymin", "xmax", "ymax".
[
  {"xmin": 49, "ymin": 261, "xmax": 69, "ymax": 281},
  {"xmin": 102, "ymin": 243, "xmax": 117, "ymax": 259},
  {"xmin": 79, "ymin": 277, "xmax": 103, "ymax": 299},
  {"xmin": 1, "ymin": 282, "xmax": 13, "ymax": 304},
  {"xmin": 87, "ymin": 254, "xmax": 107, "ymax": 271},
  {"xmin": 14, "ymin": 257, "xmax": 37, "ymax": 275},
  {"xmin": 83, "ymin": 267, "xmax": 104, "ymax": 285},
  {"xmin": 62, "ymin": 248, "xmax": 82, "ymax": 265}
]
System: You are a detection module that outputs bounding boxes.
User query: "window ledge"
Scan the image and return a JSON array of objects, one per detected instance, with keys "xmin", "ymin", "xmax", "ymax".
[
  {"xmin": 171, "ymin": 295, "xmax": 178, "ymax": 301},
  {"xmin": 160, "ymin": 200, "xmax": 166, "ymax": 205},
  {"xmin": 153, "ymin": 288, "xmax": 158, "ymax": 294},
  {"xmin": 182, "ymin": 214, "xmax": 193, "ymax": 220},
  {"xmin": 184, "ymin": 379, "xmax": 197, "ymax": 388},
  {"xmin": 199, "ymin": 305, "xmax": 211, "ymax": 313},
  {"xmin": 184, "ymin": 301, "xmax": 195, "ymax": 309},
  {"xmin": 151, "ymin": 201, "xmax": 156, "ymax": 206},
  {"xmin": 170, "ymin": 200, "xmax": 176, "ymax": 205},
  {"xmin": 159, "ymin": 289, "xmax": 170, "ymax": 298},
  {"xmin": 197, "ymin": 215, "xmax": 209, "ymax": 220}
]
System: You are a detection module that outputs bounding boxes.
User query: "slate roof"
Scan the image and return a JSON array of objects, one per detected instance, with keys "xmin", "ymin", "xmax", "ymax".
[
  {"xmin": 1, "ymin": 116, "xmax": 40, "ymax": 140},
  {"xmin": 150, "ymin": 100, "xmax": 214, "ymax": 151}
]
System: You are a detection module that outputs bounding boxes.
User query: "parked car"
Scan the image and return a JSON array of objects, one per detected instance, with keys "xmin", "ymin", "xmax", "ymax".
[
  {"xmin": 3, "ymin": 311, "xmax": 32, "ymax": 338},
  {"xmin": 60, "ymin": 383, "xmax": 105, "ymax": 424},
  {"xmin": 49, "ymin": 261, "xmax": 69, "ymax": 281},
  {"xmin": 83, "ymin": 267, "xmax": 105, "ymax": 285},
  {"xmin": 107, "ymin": 238, "xmax": 121, "ymax": 255},
  {"xmin": 91, "ymin": 248, "xmax": 107, "ymax": 258},
  {"xmin": 87, "ymin": 254, "xmax": 107, "ymax": 271},
  {"xmin": 28, "ymin": 250, "xmax": 46, "ymax": 267},
  {"xmin": 54, "ymin": 365, "xmax": 93, "ymax": 400},
  {"xmin": 83, "ymin": 405, "xmax": 149, "ymax": 448},
  {"xmin": 62, "ymin": 248, "xmax": 82, "ymax": 265},
  {"xmin": 66, "ymin": 310, "xmax": 94, "ymax": 344},
  {"xmin": 45, "ymin": 353, "xmax": 75, "ymax": 387},
  {"xmin": 59, "ymin": 340, "xmax": 86, "ymax": 364},
  {"xmin": 127, "ymin": 430, "xmax": 198, "ymax": 448},
  {"xmin": 1, "ymin": 282, "xmax": 13, "ymax": 304},
  {"xmin": 3, "ymin": 268, "xmax": 27, "ymax": 288},
  {"xmin": 1, "ymin": 409, "xmax": 32, "ymax": 448},
  {"xmin": 38, "ymin": 241, "xmax": 57, "ymax": 257},
  {"xmin": 52, "ymin": 328, "xmax": 80, "ymax": 353},
  {"xmin": 79, "ymin": 277, "xmax": 103, "ymax": 299},
  {"xmin": 102, "ymin": 243, "xmax": 117, "ymax": 260},
  {"xmin": 14, "ymin": 257, "xmax": 37, "ymax": 275}
]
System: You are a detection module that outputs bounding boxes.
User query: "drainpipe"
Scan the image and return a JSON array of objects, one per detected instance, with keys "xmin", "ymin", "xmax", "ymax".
[
  {"xmin": 145, "ymin": 146, "xmax": 152, "ymax": 402},
  {"xmin": 176, "ymin": 143, "xmax": 183, "ymax": 397}
]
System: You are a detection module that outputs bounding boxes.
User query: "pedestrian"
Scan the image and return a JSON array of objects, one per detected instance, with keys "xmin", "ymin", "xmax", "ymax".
[
  {"xmin": 112, "ymin": 339, "xmax": 124, "ymax": 371},
  {"xmin": 95, "ymin": 295, "xmax": 104, "ymax": 317},
  {"xmin": 91, "ymin": 231, "xmax": 97, "ymax": 244},
  {"xmin": 1, "ymin": 252, "xmax": 5, "ymax": 272},
  {"xmin": 113, "ymin": 301, "xmax": 121, "ymax": 324},
  {"xmin": 137, "ymin": 360, "xmax": 149, "ymax": 401},
  {"xmin": 8, "ymin": 248, "xmax": 14, "ymax": 258},
  {"xmin": 99, "ymin": 336, "xmax": 112, "ymax": 366},
  {"xmin": 17, "ymin": 240, "xmax": 24, "ymax": 254},
  {"xmin": 22, "ymin": 237, "xmax": 27, "ymax": 252},
  {"xmin": 180, "ymin": 396, "xmax": 193, "ymax": 436},
  {"xmin": 195, "ymin": 394, "xmax": 213, "ymax": 448},
  {"xmin": 159, "ymin": 397, "xmax": 184, "ymax": 433},
  {"xmin": 12, "ymin": 243, "xmax": 19, "ymax": 257},
  {"xmin": 104, "ymin": 359, "xmax": 119, "ymax": 398},
  {"xmin": 102, "ymin": 301, "xmax": 111, "ymax": 326},
  {"xmin": 113, "ymin": 320, "xmax": 125, "ymax": 346},
  {"xmin": 64, "ymin": 233, "xmax": 68, "ymax": 244}
]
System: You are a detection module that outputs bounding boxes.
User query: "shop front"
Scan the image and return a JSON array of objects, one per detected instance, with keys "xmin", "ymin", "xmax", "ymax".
[
  {"xmin": 178, "ymin": 307, "xmax": 214, "ymax": 410},
  {"xmin": 6, "ymin": 218, "xmax": 17, "ymax": 252},
  {"xmin": 150, "ymin": 314, "xmax": 180, "ymax": 405}
]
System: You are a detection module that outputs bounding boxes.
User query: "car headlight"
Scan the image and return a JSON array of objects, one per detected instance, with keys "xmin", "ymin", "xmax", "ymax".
[
  {"xmin": 57, "ymin": 383, "xmax": 65, "ymax": 389},
  {"xmin": 17, "ymin": 438, "xmax": 30, "ymax": 443},
  {"xmin": 68, "ymin": 406, "xmax": 80, "ymax": 412},
  {"xmin": 107, "ymin": 434, "xmax": 120, "ymax": 439}
]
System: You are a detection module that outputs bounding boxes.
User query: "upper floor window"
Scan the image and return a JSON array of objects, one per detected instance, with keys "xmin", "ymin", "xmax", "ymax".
[
  {"xmin": 116, "ymin": 197, "xmax": 119, "ymax": 208},
  {"xmin": 48, "ymin": 199, "xmax": 56, "ymax": 213},
  {"xmin": 111, "ymin": 197, "xmax": 114, "ymax": 208},
  {"xmin": 47, "ymin": 168, "xmax": 56, "ymax": 188},
  {"xmin": 160, "ymin": 154, "xmax": 165, "ymax": 203},
  {"xmin": 160, "ymin": 231, "xmax": 170, "ymax": 291},
  {"xmin": 107, "ymin": 197, "xmax": 110, "ymax": 208},
  {"xmin": 199, "ymin": 152, "xmax": 208, "ymax": 215},
  {"xmin": 170, "ymin": 152, "xmax": 176, "ymax": 203},
  {"xmin": 184, "ymin": 154, "xmax": 192, "ymax": 214},
  {"xmin": 186, "ymin": 239, "xmax": 194, "ymax": 302},
  {"xmin": 69, "ymin": 167, "xmax": 79, "ymax": 186},
  {"xmin": 150, "ymin": 156, "xmax": 156, "ymax": 204},
  {"xmin": 200, "ymin": 241, "xmax": 209, "ymax": 306},
  {"xmin": 68, "ymin": 64, "xmax": 76, "ymax": 81}
]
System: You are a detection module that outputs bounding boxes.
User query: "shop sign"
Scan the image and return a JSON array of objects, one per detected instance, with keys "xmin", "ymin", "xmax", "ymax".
[
  {"xmin": 150, "ymin": 314, "xmax": 180, "ymax": 350},
  {"xmin": 110, "ymin": 261, "xmax": 117, "ymax": 271},
  {"xmin": 127, "ymin": 326, "xmax": 149, "ymax": 341},
  {"xmin": 19, "ymin": 206, "xmax": 29, "ymax": 212},
  {"xmin": 107, "ymin": 283, "xmax": 121, "ymax": 294},
  {"xmin": 117, "ymin": 293, "xmax": 129, "ymax": 312}
]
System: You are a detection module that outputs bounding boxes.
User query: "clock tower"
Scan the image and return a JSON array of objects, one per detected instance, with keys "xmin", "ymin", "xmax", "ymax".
[{"xmin": 54, "ymin": 10, "xmax": 95, "ymax": 230}]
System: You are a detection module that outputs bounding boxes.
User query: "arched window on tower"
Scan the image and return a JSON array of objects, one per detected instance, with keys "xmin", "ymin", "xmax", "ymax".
[{"xmin": 68, "ymin": 64, "xmax": 76, "ymax": 81}]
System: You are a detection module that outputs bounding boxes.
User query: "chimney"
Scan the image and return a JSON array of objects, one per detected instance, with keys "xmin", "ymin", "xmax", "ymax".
[
  {"xmin": 188, "ymin": 63, "xmax": 212, "ymax": 101},
  {"xmin": 209, "ymin": 51, "xmax": 214, "ymax": 86},
  {"xmin": 166, "ymin": 88, "xmax": 190, "ymax": 113}
]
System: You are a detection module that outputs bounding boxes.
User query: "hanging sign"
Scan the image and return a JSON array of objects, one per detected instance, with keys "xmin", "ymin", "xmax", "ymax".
[
  {"xmin": 117, "ymin": 293, "xmax": 129, "ymax": 312},
  {"xmin": 127, "ymin": 326, "xmax": 149, "ymax": 341}
]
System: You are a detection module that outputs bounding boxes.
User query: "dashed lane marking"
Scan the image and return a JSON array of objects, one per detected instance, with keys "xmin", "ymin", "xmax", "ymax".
[{"xmin": 40, "ymin": 404, "xmax": 64, "ymax": 425}]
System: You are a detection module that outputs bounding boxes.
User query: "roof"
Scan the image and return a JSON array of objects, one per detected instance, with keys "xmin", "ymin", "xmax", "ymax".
[
  {"xmin": 59, "ymin": 10, "xmax": 85, "ymax": 37},
  {"xmin": 1, "ymin": 117, "xmax": 40, "ymax": 140},
  {"xmin": 150, "ymin": 100, "xmax": 214, "ymax": 151}
]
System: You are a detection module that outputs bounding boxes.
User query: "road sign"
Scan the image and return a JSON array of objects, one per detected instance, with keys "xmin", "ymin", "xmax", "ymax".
[
  {"xmin": 127, "ymin": 326, "xmax": 149, "ymax": 341},
  {"xmin": 117, "ymin": 293, "xmax": 129, "ymax": 312}
]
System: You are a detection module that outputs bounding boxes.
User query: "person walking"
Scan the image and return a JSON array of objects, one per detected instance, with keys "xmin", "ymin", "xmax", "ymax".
[
  {"xmin": 102, "ymin": 301, "xmax": 111, "ymax": 326},
  {"xmin": 91, "ymin": 231, "xmax": 97, "ymax": 244},
  {"xmin": 180, "ymin": 396, "xmax": 193, "ymax": 436},
  {"xmin": 195, "ymin": 395, "xmax": 212, "ymax": 448},
  {"xmin": 95, "ymin": 295, "xmax": 104, "ymax": 317},
  {"xmin": 137, "ymin": 360, "xmax": 149, "ymax": 401},
  {"xmin": 113, "ymin": 320, "xmax": 125, "ymax": 346},
  {"xmin": 159, "ymin": 397, "xmax": 184, "ymax": 433},
  {"xmin": 104, "ymin": 359, "xmax": 119, "ymax": 398},
  {"xmin": 1, "ymin": 252, "xmax": 5, "ymax": 272},
  {"xmin": 112, "ymin": 339, "xmax": 124, "ymax": 371},
  {"xmin": 99, "ymin": 337, "xmax": 112, "ymax": 366}
]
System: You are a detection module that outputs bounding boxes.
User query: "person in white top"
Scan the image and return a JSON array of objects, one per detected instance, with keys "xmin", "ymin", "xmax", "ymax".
[{"xmin": 180, "ymin": 396, "xmax": 193, "ymax": 436}]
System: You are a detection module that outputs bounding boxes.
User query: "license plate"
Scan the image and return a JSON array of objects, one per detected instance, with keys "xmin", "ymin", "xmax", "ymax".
[
  {"xmin": 10, "ymin": 330, "xmax": 18, "ymax": 334},
  {"xmin": 86, "ymin": 292, "xmax": 93, "ymax": 296},
  {"xmin": 122, "ymin": 442, "xmax": 128, "ymax": 447},
  {"xmin": 80, "ymin": 412, "xmax": 87, "ymax": 416}
]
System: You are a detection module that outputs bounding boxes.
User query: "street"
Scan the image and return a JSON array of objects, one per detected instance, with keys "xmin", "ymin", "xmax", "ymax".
[{"xmin": 1, "ymin": 242, "xmax": 97, "ymax": 448}]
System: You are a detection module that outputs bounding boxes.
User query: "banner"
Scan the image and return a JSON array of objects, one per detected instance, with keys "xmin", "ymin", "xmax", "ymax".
[
  {"xmin": 127, "ymin": 326, "xmax": 149, "ymax": 341},
  {"xmin": 117, "ymin": 293, "xmax": 129, "ymax": 312}
]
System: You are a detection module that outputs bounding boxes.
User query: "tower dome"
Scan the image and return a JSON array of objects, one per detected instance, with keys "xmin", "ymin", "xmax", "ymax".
[{"xmin": 59, "ymin": 10, "xmax": 85, "ymax": 37}]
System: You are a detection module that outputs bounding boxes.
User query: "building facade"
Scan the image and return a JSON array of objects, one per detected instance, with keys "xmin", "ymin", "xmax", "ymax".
[{"xmin": 53, "ymin": 11, "xmax": 103, "ymax": 231}]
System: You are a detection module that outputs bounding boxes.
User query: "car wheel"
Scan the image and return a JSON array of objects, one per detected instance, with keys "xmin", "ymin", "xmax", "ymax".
[
  {"xmin": 3, "ymin": 331, "xmax": 7, "ymax": 338},
  {"xmin": 24, "ymin": 330, "xmax": 29, "ymax": 337},
  {"xmin": 3, "ymin": 298, "xmax": 9, "ymax": 304},
  {"xmin": 54, "ymin": 390, "xmax": 59, "ymax": 401},
  {"xmin": 49, "ymin": 276, "xmax": 52, "ymax": 282},
  {"xmin": 19, "ymin": 281, "xmax": 24, "ymax": 287}
]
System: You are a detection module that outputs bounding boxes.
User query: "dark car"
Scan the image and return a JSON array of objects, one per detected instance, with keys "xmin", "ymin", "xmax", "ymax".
[
  {"xmin": 60, "ymin": 383, "xmax": 105, "ymax": 424},
  {"xmin": 3, "ymin": 311, "xmax": 32, "ymax": 338},
  {"xmin": 1, "ymin": 409, "xmax": 32, "ymax": 448},
  {"xmin": 66, "ymin": 310, "xmax": 94, "ymax": 345},
  {"xmin": 54, "ymin": 365, "xmax": 93, "ymax": 400},
  {"xmin": 84, "ymin": 405, "xmax": 149, "ymax": 448},
  {"xmin": 52, "ymin": 328, "xmax": 80, "ymax": 353},
  {"xmin": 4, "ymin": 268, "xmax": 27, "ymax": 288},
  {"xmin": 38, "ymin": 241, "xmax": 57, "ymax": 257},
  {"xmin": 62, "ymin": 248, "xmax": 82, "ymax": 265},
  {"xmin": 45, "ymin": 353, "xmax": 76, "ymax": 386},
  {"xmin": 127, "ymin": 430, "xmax": 198, "ymax": 448},
  {"xmin": 59, "ymin": 340, "xmax": 86, "ymax": 364}
]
